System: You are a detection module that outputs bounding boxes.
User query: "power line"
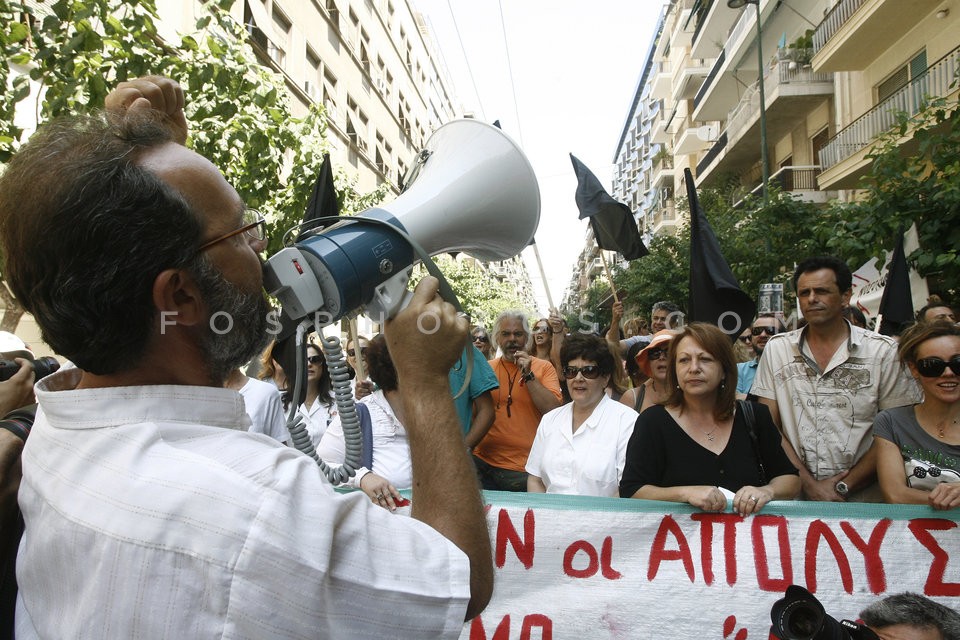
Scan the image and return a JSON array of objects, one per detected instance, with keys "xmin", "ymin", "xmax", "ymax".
[
  {"xmin": 497, "ymin": 0, "xmax": 524, "ymax": 148},
  {"xmin": 444, "ymin": 0, "xmax": 486, "ymax": 119}
]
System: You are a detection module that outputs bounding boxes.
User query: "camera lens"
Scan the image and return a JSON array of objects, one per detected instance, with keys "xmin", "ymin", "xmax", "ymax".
[
  {"xmin": 786, "ymin": 605, "xmax": 822, "ymax": 637},
  {"xmin": 0, "ymin": 356, "xmax": 60, "ymax": 382},
  {"xmin": 32, "ymin": 356, "xmax": 60, "ymax": 379}
]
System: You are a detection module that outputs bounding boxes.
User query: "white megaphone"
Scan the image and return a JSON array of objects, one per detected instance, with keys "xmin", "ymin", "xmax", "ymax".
[{"xmin": 263, "ymin": 118, "xmax": 541, "ymax": 326}]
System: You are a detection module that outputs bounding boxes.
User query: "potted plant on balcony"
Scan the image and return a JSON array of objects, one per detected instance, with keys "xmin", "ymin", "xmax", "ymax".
[
  {"xmin": 787, "ymin": 29, "xmax": 814, "ymax": 69},
  {"xmin": 653, "ymin": 147, "xmax": 673, "ymax": 169}
]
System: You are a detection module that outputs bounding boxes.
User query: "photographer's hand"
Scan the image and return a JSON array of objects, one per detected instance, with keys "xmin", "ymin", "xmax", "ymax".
[{"xmin": 0, "ymin": 359, "xmax": 35, "ymax": 416}]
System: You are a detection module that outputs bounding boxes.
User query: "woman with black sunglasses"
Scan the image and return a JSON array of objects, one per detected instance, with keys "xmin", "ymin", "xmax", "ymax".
[
  {"xmin": 620, "ymin": 329, "xmax": 676, "ymax": 413},
  {"xmin": 471, "ymin": 326, "xmax": 494, "ymax": 360},
  {"xmin": 873, "ymin": 321, "xmax": 960, "ymax": 509},
  {"xmin": 298, "ymin": 342, "xmax": 337, "ymax": 447},
  {"xmin": 525, "ymin": 334, "xmax": 639, "ymax": 497}
]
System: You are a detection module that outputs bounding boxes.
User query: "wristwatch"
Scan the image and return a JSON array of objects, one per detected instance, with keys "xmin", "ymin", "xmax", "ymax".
[
  {"xmin": 834, "ymin": 481, "xmax": 849, "ymax": 498},
  {"xmin": 521, "ymin": 369, "xmax": 535, "ymax": 383}
]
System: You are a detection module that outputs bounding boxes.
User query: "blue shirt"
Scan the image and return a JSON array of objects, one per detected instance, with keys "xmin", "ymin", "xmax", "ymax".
[
  {"xmin": 448, "ymin": 344, "xmax": 500, "ymax": 434},
  {"xmin": 736, "ymin": 358, "xmax": 759, "ymax": 395}
]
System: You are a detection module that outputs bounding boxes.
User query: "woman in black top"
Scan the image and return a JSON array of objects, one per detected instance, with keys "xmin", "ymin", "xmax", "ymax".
[{"xmin": 620, "ymin": 323, "xmax": 799, "ymax": 515}]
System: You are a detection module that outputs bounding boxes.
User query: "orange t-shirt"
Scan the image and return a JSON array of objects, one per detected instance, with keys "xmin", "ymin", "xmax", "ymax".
[{"xmin": 473, "ymin": 357, "xmax": 562, "ymax": 472}]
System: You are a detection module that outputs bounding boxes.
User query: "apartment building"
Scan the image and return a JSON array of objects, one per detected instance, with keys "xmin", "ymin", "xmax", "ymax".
[
  {"xmin": 614, "ymin": 0, "xmax": 959, "ymax": 229},
  {"xmin": 812, "ymin": 0, "xmax": 959, "ymax": 190},
  {"xmin": 156, "ymin": 0, "xmax": 461, "ymax": 195}
]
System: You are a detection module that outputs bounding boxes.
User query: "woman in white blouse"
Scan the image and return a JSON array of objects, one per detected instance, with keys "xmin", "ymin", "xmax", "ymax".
[
  {"xmin": 316, "ymin": 334, "xmax": 411, "ymax": 511},
  {"xmin": 525, "ymin": 334, "xmax": 639, "ymax": 497},
  {"xmin": 298, "ymin": 342, "xmax": 337, "ymax": 447}
]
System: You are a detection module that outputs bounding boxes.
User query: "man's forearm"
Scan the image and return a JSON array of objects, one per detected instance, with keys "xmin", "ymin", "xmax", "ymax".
[
  {"xmin": 404, "ymin": 378, "xmax": 493, "ymax": 620},
  {"xmin": 843, "ymin": 445, "xmax": 878, "ymax": 493},
  {"xmin": 526, "ymin": 379, "xmax": 561, "ymax": 414},
  {"xmin": 464, "ymin": 394, "xmax": 494, "ymax": 450}
]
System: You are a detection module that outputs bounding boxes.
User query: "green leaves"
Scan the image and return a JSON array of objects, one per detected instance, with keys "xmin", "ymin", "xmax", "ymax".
[{"xmin": 0, "ymin": 0, "xmax": 381, "ymax": 319}]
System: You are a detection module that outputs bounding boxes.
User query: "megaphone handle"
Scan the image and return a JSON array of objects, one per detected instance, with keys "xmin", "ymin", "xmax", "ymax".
[{"xmin": 365, "ymin": 269, "xmax": 414, "ymax": 322}]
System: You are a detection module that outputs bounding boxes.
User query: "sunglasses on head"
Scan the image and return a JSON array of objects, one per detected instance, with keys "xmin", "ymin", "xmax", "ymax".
[
  {"xmin": 751, "ymin": 326, "xmax": 778, "ymax": 336},
  {"xmin": 473, "ymin": 334, "xmax": 490, "ymax": 343},
  {"xmin": 915, "ymin": 356, "xmax": 960, "ymax": 378},
  {"xmin": 562, "ymin": 365, "xmax": 602, "ymax": 380},
  {"xmin": 347, "ymin": 347, "xmax": 367, "ymax": 357},
  {"xmin": 306, "ymin": 354, "xmax": 324, "ymax": 365}
]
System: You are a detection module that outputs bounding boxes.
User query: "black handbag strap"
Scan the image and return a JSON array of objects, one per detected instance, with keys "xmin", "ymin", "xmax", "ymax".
[{"xmin": 738, "ymin": 399, "xmax": 768, "ymax": 486}]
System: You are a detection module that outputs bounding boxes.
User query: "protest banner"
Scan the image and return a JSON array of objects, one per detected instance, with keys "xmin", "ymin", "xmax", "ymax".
[
  {"xmin": 459, "ymin": 492, "xmax": 960, "ymax": 639},
  {"xmin": 850, "ymin": 224, "xmax": 929, "ymax": 321}
]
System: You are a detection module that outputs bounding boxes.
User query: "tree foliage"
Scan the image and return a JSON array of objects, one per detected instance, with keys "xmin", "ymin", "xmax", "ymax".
[
  {"xmin": 411, "ymin": 256, "xmax": 534, "ymax": 330},
  {"xmin": 0, "ymin": 0, "xmax": 387, "ymax": 330},
  {"xmin": 603, "ymin": 184, "xmax": 832, "ymax": 324},
  {"xmin": 821, "ymin": 94, "xmax": 960, "ymax": 297}
]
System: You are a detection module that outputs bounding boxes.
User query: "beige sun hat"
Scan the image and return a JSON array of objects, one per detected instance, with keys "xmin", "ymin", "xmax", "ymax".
[{"xmin": 635, "ymin": 329, "xmax": 678, "ymax": 378}]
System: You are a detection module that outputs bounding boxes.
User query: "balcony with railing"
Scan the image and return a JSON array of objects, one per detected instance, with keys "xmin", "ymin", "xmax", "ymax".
[
  {"xmin": 817, "ymin": 45, "xmax": 960, "ymax": 187},
  {"xmin": 650, "ymin": 200, "xmax": 679, "ymax": 236},
  {"xmin": 697, "ymin": 52, "xmax": 833, "ymax": 184},
  {"xmin": 651, "ymin": 61, "xmax": 673, "ymax": 101},
  {"xmin": 812, "ymin": 0, "xmax": 941, "ymax": 72},
  {"xmin": 730, "ymin": 165, "xmax": 835, "ymax": 208}
]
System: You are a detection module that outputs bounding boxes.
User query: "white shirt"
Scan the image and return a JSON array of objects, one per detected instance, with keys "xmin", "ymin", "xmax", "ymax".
[
  {"xmin": 298, "ymin": 393, "xmax": 337, "ymax": 447},
  {"xmin": 316, "ymin": 390, "xmax": 412, "ymax": 489},
  {"xmin": 525, "ymin": 395, "xmax": 639, "ymax": 497},
  {"xmin": 751, "ymin": 322, "xmax": 921, "ymax": 481},
  {"xmin": 238, "ymin": 376, "xmax": 288, "ymax": 443},
  {"xmin": 16, "ymin": 369, "xmax": 469, "ymax": 639}
]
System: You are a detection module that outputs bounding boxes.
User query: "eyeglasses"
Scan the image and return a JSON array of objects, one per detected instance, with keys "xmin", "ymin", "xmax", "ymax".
[
  {"xmin": 646, "ymin": 348, "xmax": 669, "ymax": 361},
  {"xmin": 473, "ymin": 335, "xmax": 490, "ymax": 343},
  {"xmin": 915, "ymin": 356, "xmax": 960, "ymax": 378},
  {"xmin": 347, "ymin": 347, "xmax": 367, "ymax": 357},
  {"xmin": 562, "ymin": 365, "xmax": 602, "ymax": 380},
  {"xmin": 751, "ymin": 326, "xmax": 778, "ymax": 337},
  {"xmin": 197, "ymin": 209, "xmax": 267, "ymax": 252},
  {"xmin": 306, "ymin": 354, "xmax": 324, "ymax": 365},
  {"xmin": 533, "ymin": 326, "xmax": 549, "ymax": 334}
]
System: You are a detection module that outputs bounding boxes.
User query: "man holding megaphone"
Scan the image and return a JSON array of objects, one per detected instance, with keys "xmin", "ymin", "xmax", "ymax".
[{"xmin": 0, "ymin": 76, "xmax": 492, "ymax": 639}]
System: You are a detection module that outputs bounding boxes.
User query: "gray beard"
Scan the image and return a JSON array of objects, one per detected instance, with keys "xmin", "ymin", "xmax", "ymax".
[{"xmin": 191, "ymin": 258, "xmax": 272, "ymax": 385}]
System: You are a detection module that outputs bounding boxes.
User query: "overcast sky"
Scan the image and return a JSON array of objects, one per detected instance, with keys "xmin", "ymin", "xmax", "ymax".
[{"xmin": 411, "ymin": 0, "xmax": 666, "ymax": 314}]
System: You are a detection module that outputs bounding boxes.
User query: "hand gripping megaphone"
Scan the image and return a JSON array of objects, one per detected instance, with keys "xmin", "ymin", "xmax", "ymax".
[{"xmin": 263, "ymin": 119, "xmax": 541, "ymax": 326}]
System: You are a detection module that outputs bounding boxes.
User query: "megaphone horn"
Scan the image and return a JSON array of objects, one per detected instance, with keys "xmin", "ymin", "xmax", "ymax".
[{"xmin": 263, "ymin": 119, "xmax": 541, "ymax": 325}]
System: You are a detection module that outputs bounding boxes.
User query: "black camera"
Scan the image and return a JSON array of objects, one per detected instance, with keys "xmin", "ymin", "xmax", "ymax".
[
  {"xmin": 0, "ymin": 356, "xmax": 60, "ymax": 382},
  {"xmin": 771, "ymin": 585, "xmax": 879, "ymax": 640}
]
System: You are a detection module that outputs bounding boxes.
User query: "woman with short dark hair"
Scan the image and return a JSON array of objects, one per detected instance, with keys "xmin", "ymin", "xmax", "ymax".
[
  {"xmin": 525, "ymin": 334, "xmax": 638, "ymax": 497},
  {"xmin": 620, "ymin": 323, "xmax": 799, "ymax": 514}
]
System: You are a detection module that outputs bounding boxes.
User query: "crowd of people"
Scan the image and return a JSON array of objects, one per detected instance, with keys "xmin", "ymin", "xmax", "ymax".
[{"xmin": 0, "ymin": 74, "xmax": 958, "ymax": 637}]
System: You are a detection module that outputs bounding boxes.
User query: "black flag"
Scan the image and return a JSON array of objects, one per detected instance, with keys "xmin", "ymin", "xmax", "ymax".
[
  {"xmin": 684, "ymin": 168, "xmax": 756, "ymax": 337},
  {"xmin": 276, "ymin": 153, "xmax": 343, "ymax": 408},
  {"xmin": 877, "ymin": 228, "xmax": 913, "ymax": 336},
  {"xmin": 570, "ymin": 154, "xmax": 648, "ymax": 261},
  {"xmin": 300, "ymin": 152, "xmax": 339, "ymax": 238}
]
